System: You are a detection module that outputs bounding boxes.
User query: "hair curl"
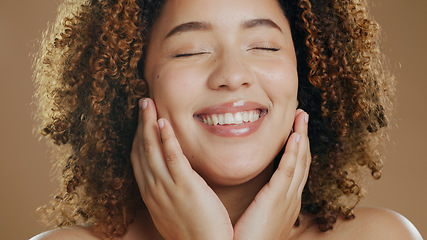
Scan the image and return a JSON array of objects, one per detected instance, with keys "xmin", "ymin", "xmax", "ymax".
[{"xmin": 33, "ymin": 0, "xmax": 394, "ymax": 238}]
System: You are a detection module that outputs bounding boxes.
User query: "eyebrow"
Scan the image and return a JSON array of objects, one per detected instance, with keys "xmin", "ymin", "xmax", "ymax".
[
  {"xmin": 165, "ymin": 21, "xmax": 212, "ymax": 38},
  {"xmin": 165, "ymin": 18, "xmax": 282, "ymax": 39},
  {"xmin": 242, "ymin": 18, "xmax": 282, "ymax": 32}
]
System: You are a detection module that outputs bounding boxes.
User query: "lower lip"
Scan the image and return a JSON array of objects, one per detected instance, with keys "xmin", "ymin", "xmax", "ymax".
[{"xmin": 194, "ymin": 115, "xmax": 266, "ymax": 137}]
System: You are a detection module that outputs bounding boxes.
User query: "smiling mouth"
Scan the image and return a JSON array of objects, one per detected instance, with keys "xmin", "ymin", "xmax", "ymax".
[
  {"xmin": 195, "ymin": 109, "xmax": 268, "ymax": 126},
  {"xmin": 193, "ymin": 100, "xmax": 268, "ymax": 137}
]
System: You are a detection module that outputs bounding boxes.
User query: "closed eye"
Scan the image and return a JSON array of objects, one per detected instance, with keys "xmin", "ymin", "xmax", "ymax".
[
  {"xmin": 173, "ymin": 52, "xmax": 208, "ymax": 58},
  {"xmin": 250, "ymin": 47, "xmax": 280, "ymax": 51}
]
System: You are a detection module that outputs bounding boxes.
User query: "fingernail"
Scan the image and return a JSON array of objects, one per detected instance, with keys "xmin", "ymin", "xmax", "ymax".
[
  {"xmin": 295, "ymin": 133, "xmax": 301, "ymax": 143},
  {"xmin": 158, "ymin": 119, "xmax": 165, "ymax": 129},
  {"xmin": 139, "ymin": 99, "xmax": 148, "ymax": 110},
  {"xmin": 304, "ymin": 113, "xmax": 309, "ymax": 124}
]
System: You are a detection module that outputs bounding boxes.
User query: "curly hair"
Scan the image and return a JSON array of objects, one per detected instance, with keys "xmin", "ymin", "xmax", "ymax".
[{"xmin": 33, "ymin": 0, "xmax": 394, "ymax": 238}]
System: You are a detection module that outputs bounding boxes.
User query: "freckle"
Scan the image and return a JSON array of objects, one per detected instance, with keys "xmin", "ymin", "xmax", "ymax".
[{"xmin": 156, "ymin": 75, "xmax": 160, "ymax": 79}]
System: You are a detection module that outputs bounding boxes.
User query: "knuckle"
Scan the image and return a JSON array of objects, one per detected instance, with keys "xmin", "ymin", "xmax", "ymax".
[
  {"xmin": 144, "ymin": 179, "xmax": 159, "ymax": 195},
  {"xmin": 146, "ymin": 180, "xmax": 159, "ymax": 193},
  {"xmin": 291, "ymin": 151, "xmax": 299, "ymax": 160},
  {"xmin": 284, "ymin": 167, "xmax": 295, "ymax": 178},
  {"xmin": 142, "ymin": 140, "xmax": 154, "ymax": 156},
  {"xmin": 160, "ymin": 131, "xmax": 173, "ymax": 144},
  {"xmin": 288, "ymin": 145, "xmax": 299, "ymax": 156},
  {"xmin": 145, "ymin": 182, "xmax": 169, "ymax": 204},
  {"xmin": 165, "ymin": 150, "xmax": 180, "ymax": 162},
  {"xmin": 278, "ymin": 165, "xmax": 295, "ymax": 178}
]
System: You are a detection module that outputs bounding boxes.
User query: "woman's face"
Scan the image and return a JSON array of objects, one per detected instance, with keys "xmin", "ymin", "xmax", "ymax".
[{"xmin": 144, "ymin": 0, "xmax": 298, "ymax": 186}]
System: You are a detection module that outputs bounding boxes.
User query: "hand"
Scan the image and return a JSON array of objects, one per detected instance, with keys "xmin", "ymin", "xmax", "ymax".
[
  {"xmin": 233, "ymin": 109, "xmax": 311, "ymax": 240},
  {"xmin": 131, "ymin": 98, "xmax": 233, "ymax": 240}
]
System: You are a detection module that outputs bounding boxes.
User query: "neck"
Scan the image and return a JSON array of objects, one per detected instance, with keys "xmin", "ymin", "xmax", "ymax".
[{"xmin": 210, "ymin": 163, "xmax": 274, "ymax": 225}]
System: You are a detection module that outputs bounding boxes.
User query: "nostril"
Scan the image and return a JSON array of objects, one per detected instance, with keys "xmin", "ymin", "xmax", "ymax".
[{"xmin": 218, "ymin": 81, "xmax": 249, "ymax": 89}]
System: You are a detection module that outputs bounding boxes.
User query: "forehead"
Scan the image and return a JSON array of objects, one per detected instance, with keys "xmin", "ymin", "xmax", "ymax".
[{"xmin": 153, "ymin": 0, "xmax": 288, "ymax": 34}]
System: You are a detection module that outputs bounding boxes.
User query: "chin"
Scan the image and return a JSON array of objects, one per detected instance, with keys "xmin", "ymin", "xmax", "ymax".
[{"xmin": 192, "ymin": 152, "xmax": 275, "ymax": 187}]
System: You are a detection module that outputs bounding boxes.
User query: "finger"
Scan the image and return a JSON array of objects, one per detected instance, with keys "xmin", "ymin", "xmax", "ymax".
[
  {"xmin": 288, "ymin": 134, "xmax": 308, "ymax": 196},
  {"xmin": 295, "ymin": 108, "xmax": 304, "ymax": 117},
  {"xmin": 269, "ymin": 132, "xmax": 301, "ymax": 191},
  {"xmin": 294, "ymin": 110, "xmax": 308, "ymax": 135},
  {"xmin": 158, "ymin": 118, "xmax": 193, "ymax": 183},
  {"xmin": 289, "ymin": 109, "xmax": 303, "ymax": 134},
  {"xmin": 140, "ymin": 98, "xmax": 173, "ymax": 185},
  {"xmin": 298, "ymin": 138, "xmax": 311, "ymax": 196},
  {"xmin": 131, "ymin": 99, "xmax": 152, "ymax": 192},
  {"xmin": 270, "ymin": 109, "xmax": 304, "ymax": 187},
  {"xmin": 288, "ymin": 111, "xmax": 309, "ymax": 195},
  {"xmin": 298, "ymin": 123, "xmax": 312, "ymax": 197}
]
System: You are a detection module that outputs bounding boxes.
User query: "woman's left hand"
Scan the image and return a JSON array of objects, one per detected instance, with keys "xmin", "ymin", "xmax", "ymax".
[{"xmin": 233, "ymin": 110, "xmax": 311, "ymax": 240}]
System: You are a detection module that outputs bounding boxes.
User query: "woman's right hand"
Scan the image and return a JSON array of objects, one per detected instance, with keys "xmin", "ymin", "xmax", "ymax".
[{"xmin": 131, "ymin": 98, "xmax": 233, "ymax": 240}]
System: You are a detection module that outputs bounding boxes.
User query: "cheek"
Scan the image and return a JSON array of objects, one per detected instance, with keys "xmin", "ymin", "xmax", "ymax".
[
  {"xmin": 149, "ymin": 64, "xmax": 205, "ymax": 117},
  {"xmin": 256, "ymin": 58, "xmax": 298, "ymax": 100}
]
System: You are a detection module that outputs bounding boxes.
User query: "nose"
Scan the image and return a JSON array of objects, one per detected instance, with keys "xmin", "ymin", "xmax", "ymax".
[{"xmin": 207, "ymin": 51, "xmax": 254, "ymax": 91}]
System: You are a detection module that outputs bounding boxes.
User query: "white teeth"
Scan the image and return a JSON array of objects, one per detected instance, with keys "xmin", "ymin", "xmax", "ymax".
[
  {"xmin": 234, "ymin": 112, "xmax": 243, "ymax": 124},
  {"xmin": 242, "ymin": 111, "xmax": 249, "ymax": 122},
  {"xmin": 248, "ymin": 111, "xmax": 254, "ymax": 122},
  {"xmin": 199, "ymin": 110, "xmax": 262, "ymax": 126},
  {"xmin": 212, "ymin": 114, "xmax": 219, "ymax": 125},
  {"xmin": 224, "ymin": 113, "xmax": 233, "ymax": 124},
  {"xmin": 253, "ymin": 113, "xmax": 259, "ymax": 121},
  {"xmin": 218, "ymin": 114, "xmax": 225, "ymax": 125}
]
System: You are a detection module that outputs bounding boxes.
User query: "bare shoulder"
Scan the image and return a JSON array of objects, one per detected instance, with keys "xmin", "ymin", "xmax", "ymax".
[
  {"xmin": 298, "ymin": 207, "xmax": 423, "ymax": 240},
  {"xmin": 334, "ymin": 207, "xmax": 423, "ymax": 240},
  {"xmin": 30, "ymin": 226, "xmax": 99, "ymax": 240}
]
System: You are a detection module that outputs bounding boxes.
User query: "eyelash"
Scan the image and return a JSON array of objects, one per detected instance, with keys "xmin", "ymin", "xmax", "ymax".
[
  {"xmin": 173, "ymin": 52, "xmax": 207, "ymax": 58},
  {"xmin": 173, "ymin": 46, "xmax": 280, "ymax": 58},
  {"xmin": 250, "ymin": 46, "xmax": 281, "ymax": 52}
]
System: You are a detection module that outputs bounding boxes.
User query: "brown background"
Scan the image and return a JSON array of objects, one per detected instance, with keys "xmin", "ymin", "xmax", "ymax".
[{"xmin": 1, "ymin": 0, "xmax": 425, "ymax": 239}]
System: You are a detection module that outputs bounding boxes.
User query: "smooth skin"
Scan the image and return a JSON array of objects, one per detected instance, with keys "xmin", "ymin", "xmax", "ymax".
[
  {"xmin": 144, "ymin": 0, "xmax": 299, "ymax": 188},
  {"xmin": 31, "ymin": 0, "xmax": 423, "ymax": 239},
  {"xmin": 130, "ymin": 99, "xmax": 310, "ymax": 240}
]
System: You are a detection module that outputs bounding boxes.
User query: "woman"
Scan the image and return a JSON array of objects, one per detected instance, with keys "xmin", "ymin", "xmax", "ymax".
[{"xmin": 32, "ymin": 0, "xmax": 422, "ymax": 239}]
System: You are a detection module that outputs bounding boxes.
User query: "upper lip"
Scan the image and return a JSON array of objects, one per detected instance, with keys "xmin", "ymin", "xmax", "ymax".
[{"xmin": 193, "ymin": 100, "xmax": 268, "ymax": 116}]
